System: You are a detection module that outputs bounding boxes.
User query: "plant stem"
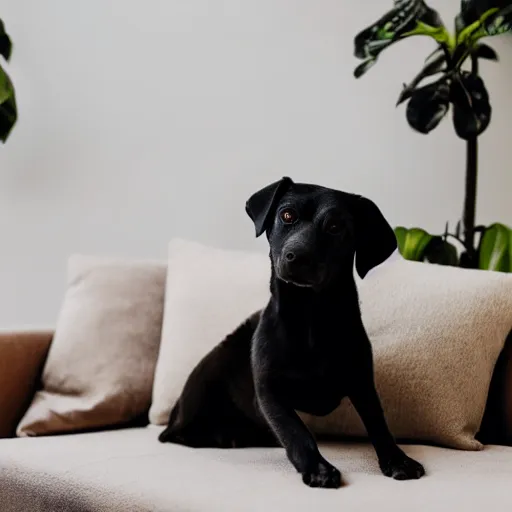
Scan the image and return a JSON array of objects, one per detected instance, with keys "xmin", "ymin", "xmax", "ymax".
[{"xmin": 462, "ymin": 54, "xmax": 479, "ymax": 266}]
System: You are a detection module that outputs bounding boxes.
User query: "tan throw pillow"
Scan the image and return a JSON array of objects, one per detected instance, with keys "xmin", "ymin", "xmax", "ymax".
[
  {"xmin": 149, "ymin": 239, "xmax": 270, "ymax": 425},
  {"xmin": 150, "ymin": 239, "xmax": 512, "ymax": 451},
  {"xmin": 17, "ymin": 255, "xmax": 167, "ymax": 437},
  {"xmin": 301, "ymin": 258, "xmax": 512, "ymax": 450}
]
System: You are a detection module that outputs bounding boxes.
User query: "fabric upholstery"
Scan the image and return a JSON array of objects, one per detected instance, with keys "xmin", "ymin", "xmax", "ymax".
[
  {"xmin": 1, "ymin": 426, "xmax": 512, "ymax": 511},
  {"xmin": 0, "ymin": 331, "xmax": 53, "ymax": 438},
  {"xmin": 16, "ymin": 255, "xmax": 166, "ymax": 437},
  {"xmin": 150, "ymin": 239, "xmax": 512, "ymax": 451},
  {"xmin": 149, "ymin": 238, "xmax": 271, "ymax": 425},
  {"xmin": 303, "ymin": 257, "xmax": 512, "ymax": 450}
]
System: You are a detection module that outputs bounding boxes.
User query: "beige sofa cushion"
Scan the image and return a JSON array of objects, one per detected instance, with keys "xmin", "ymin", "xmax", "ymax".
[
  {"xmin": 1, "ymin": 426, "xmax": 512, "ymax": 511},
  {"xmin": 149, "ymin": 239, "xmax": 512, "ymax": 450},
  {"xmin": 16, "ymin": 255, "xmax": 166, "ymax": 437}
]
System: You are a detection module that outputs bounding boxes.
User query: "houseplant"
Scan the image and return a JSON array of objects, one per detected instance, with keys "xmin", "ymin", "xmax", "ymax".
[
  {"xmin": 0, "ymin": 18, "xmax": 16, "ymax": 142},
  {"xmin": 353, "ymin": 0, "xmax": 512, "ymax": 272}
]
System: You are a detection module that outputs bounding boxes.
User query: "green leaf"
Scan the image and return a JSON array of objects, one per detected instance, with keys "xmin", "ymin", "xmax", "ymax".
[
  {"xmin": 456, "ymin": 0, "xmax": 486, "ymax": 35},
  {"xmin": 394, "ymin": 226, "xmax": 435, "ymax": 261},
  {"xmin": 394, "ymin": 226, "xmax": 408, "ymax": 255},
  {"xmin": 0, "ymin": 19, "xmax": 12, "ymax": 61},
  {"xmin": 481, "ymin": 4, "xmax": 512, "ymax": 36},
  {"xmin": 473, "ymin": 42, "xmax": 499, "ymax": 60},
  {"xmin": 354, "ymin": 58, "xmax": 378, "ymax": 79},
  {"xmin": 452, "ymin": 3, "xmax": 512, "ymax": 68},
  {"xmin": 395, "ymin": 226, "xmax": 459, "ymax": 266},
  {"xmin": 457, "ymin": 3, "xmax": 512, "ymax": 47},
  {"xmin": 451, "ymin": 71, "xmax": 492, "ymax": 140},
  {"xmin": 353, "ymin": 0, "xmax": 450, "ymax": 78},
  {"xmin": 0, "ymin": 64, "xmax": 17, "ymax": 143},
  {"xmin": 478, "ymin": 223, "xmax": 512, "ymax": 272},
  {"xmin": 406, "ymin": 76, "xmax": 451, "ymax": 134},
  {"xmin": 396, "ymin": 50, "xmax": 447, "ymax": 105}
]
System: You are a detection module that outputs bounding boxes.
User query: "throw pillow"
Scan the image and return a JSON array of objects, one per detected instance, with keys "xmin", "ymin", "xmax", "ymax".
[
  {"xmin": 301, "ymin": 257, "xmax": 512, "ymax": 450},
  {"xmin": 149, "ymin": 239, "xmax": 270, "ymax": 425},
  {"xmin": 149, "ymin": 239, "xmax": 512, "ymax": 450},
  {"xmin": 17, "ymin": 255, "xmax": 166, "ymax": 437}
]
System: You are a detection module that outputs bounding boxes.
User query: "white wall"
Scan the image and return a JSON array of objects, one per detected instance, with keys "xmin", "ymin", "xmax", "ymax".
[{"xmin": 1, "ymin": 0, "xmax": 512, "ymax": 328}]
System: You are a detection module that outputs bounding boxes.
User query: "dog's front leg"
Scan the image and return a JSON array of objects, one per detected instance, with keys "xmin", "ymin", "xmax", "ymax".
[
  {"xmin": 255, "ymin": 380, "xmax": 342, "ymax": 488},
  {"xmin": 349, "ymin": 383, "xmax": 425, "ymax": 480}
]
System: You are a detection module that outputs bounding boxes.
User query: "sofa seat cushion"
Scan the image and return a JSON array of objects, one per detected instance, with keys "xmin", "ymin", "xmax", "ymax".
[{"xmin": 1, "ymin": 427, "xmax": 512, "ymax": 512}]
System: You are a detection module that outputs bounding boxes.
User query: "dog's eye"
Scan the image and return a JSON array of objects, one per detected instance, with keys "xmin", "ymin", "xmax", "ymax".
[
  {"xmin": 280, "ymin": 208, "xmax": 298, "ymax": 225},
  {"xmin": 325, "ymin": 220, "xmax": 342, "ymax": 235}
]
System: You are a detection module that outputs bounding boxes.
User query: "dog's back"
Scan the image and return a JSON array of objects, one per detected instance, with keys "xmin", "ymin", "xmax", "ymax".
[{"xmin": 158, "ymin": 310, "xmax": 278, "ymax": 448}]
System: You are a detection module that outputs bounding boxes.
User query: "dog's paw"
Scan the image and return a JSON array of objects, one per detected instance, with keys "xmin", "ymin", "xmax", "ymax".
[
  {"xmin": 158, "ymin": 427, "xmax": 185, "ymax": 444},
  {"xmin": 302, "ymin": 462, "xmax": 342, "ymax": 489},
  {"xmin": 380, "ymin": 452, "xmax": 425, "ymax": 481}
]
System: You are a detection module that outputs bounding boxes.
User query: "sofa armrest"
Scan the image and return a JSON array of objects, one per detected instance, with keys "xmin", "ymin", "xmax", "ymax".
[{"xmin": 0, "ymin": 331, "xmax": 54, "ymax": 438}]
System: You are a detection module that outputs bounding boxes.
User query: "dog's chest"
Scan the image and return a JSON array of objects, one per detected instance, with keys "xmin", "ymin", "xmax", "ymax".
[
  {"xmin": 278, "ymin": 363, "xmax": 350, "ymax": 417},
  {"xmin": 275, "ymin": 320, "xmax": 362, "ymax": 413},
  {"xmin": 285, "ymin": 316, "xmax": 358, "ymax": 366},
  {"xmin": 283, "ymin": 341, "xmax": 354, "ymax": 382}
]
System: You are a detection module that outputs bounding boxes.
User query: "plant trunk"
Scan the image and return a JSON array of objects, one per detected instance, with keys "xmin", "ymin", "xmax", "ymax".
[{"xmin": 461, "ymin": 55, "xmax": 479, "ymax": 268}]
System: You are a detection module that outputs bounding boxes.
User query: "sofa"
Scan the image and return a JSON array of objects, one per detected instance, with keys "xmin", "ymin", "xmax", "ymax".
[
  {"xmin": 0, "ymin": 330, "xmax": 511, "ymax": 512},
  {"xmin": 2, "ymin": 241, "xmax": 512, "ymax": 511}
]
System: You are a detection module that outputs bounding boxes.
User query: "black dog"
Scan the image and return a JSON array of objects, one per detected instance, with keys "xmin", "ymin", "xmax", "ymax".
[{"xmin": 159, "ymin": 177, "xmax": 425, "ymax": 488}]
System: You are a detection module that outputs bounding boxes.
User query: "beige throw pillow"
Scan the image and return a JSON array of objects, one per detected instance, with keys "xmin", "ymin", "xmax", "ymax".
[
  {"xmin": 149, "ymin": 239, "xmax": 512, "ymax": 450},
  {"xmin": 301, "ymin": 257, "xmax": 512, "ymax": 450},
  {"xmin": 17, "ymin": 255, "xmax": 166, "ymax": 437},
  {"xmin": 149, "ymin": 239, "xmax": 270, "ymax": 425}
]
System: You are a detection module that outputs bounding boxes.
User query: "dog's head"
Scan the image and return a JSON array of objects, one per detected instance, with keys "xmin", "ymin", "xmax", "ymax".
[{"xmin": 245, "ymin": 177, "xmax": 397, "ymax": 288}]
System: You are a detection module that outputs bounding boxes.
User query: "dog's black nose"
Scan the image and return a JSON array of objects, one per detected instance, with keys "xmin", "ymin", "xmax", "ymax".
[
  {"xmin": 280, "ymin": 249, "xmax": 319, "ymax": 286},
  {"xmin": 284, "ymin": 251, "xmax": 312, "ymax": 268}
]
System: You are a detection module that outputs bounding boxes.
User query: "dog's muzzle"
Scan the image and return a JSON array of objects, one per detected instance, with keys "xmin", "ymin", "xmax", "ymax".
[{"xmin": 277, "ymin": 250, "xmax": 325, "ymax": 287}]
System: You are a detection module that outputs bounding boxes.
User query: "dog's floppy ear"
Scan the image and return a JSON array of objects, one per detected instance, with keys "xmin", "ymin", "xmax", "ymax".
[
  {"xmin": 245, "ymin": 177, "xmax": 294, "ymax": 237},
  {"xmin": 351, "ymin": 195, "xmax": 397, "ymax": 278}
]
